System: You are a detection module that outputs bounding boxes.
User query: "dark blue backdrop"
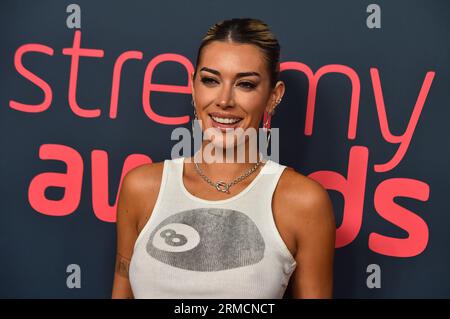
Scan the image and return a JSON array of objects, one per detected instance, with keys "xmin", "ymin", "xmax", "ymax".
[{"xmin": 0, "ymin": 0, "xmax": 449, "ymax": 298}]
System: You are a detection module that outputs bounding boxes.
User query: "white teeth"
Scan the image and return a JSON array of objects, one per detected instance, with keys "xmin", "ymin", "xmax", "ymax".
[{"xmin": 211, "ymin": 116, "xmax": 241, "ymax": 124}]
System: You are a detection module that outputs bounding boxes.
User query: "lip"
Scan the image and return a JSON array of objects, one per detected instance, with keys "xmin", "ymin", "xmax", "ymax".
[
  {"xmin": 208, "ymin": 114, "xmax": 243, "ymax": 131},
  {"xmin": 208, "ymin": 112, "xmax": 244, "ymax": 120}
]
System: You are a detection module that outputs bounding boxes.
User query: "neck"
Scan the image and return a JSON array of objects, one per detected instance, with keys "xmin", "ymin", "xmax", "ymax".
[{"xmin": 188, "ymin": 141, "xmax": 264, "ymax": 181}]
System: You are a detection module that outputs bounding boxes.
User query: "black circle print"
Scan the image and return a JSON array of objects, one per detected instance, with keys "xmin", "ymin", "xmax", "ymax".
[
  {"xmin": 160, "ymin": 229, "xmax": 188, "ymax": 246},
  {"xmin": 146, "ymin": 208, "xmax": 265, "ymax": 272}
]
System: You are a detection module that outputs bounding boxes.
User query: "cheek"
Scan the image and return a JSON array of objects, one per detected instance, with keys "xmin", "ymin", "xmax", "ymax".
[
  {"xmin": 195, "ymin": 89, "xmax": 213, "ymax": 104},
  {"xmin": 195, "ymin": 85, "xmax": 267, "ymax": 119},
  {"xmin": 242, "ymin": 99, "xmax": 266, "ymax": 122},
  {"xmin": 194, "ymin": 83, "xmax": 215, "ymax": 103}
]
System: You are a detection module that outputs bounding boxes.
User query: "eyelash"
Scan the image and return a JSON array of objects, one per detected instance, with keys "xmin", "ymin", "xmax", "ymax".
[{"xmin": 200, "ymin": 77, "xmax": 256, "ymax": 89}]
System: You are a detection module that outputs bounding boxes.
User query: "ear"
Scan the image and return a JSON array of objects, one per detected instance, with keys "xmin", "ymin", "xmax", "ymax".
[
  {"xmin": 265, "ymin": 81, "xmax": 285, "ymax": 114},
  {"xmin": 265, "ymin": 89, "xmax": 276, "ymax": 113}
]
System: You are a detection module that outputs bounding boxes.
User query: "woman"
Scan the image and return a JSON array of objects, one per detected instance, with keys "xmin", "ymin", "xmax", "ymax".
[{"xmin": 112, "ymin": 18, "xmax": 335, "ymax": 299}]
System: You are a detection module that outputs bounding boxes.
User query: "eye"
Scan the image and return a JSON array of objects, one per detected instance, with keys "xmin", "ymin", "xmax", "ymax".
[
  {"xmin": 200, "ymin": 77, "xmax": 218, "ymax": 85},
  {"xmin": 238, "ymin": 81, "xmax": 256, "ymax": 89}
]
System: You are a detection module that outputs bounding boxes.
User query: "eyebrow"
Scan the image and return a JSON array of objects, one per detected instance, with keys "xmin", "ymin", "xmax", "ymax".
[{"xmin": 200, "ymin": 67, "xmax": 260, "ymax": 78}]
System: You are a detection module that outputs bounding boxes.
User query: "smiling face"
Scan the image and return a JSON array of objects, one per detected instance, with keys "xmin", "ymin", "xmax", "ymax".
[{"xmin": 191, "ymin": 41, "xmax": 283, "ymax": 155}]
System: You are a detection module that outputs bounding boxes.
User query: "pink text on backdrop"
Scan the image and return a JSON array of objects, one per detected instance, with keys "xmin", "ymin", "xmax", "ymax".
[{"xmin": 11, "ymin": 31, "xmax": 434, "ymax": 257}]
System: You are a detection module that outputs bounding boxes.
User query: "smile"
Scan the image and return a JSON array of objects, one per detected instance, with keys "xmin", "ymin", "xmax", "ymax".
[
  {"xmin": 210, "ymin": 115, "xmax": 242, "ymax": 124},
  {"xmin": 208, "ymin": 114, "xmax": 243, "ymax": 130}
]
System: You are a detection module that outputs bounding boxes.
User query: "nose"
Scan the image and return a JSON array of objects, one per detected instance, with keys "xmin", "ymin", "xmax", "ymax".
[{"xmin": 216, "ymin": 83, "xmax": 235, "ymax": 108}]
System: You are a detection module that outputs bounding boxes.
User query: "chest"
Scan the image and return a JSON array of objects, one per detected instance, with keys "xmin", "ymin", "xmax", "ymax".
[{"xmin": 137, "ymin": 178, "xmax": 298, "ymax": 259}]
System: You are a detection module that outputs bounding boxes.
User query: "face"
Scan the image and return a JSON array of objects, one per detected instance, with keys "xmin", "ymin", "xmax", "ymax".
[{"xmin": 191, "ymin": 41, "xmax": 284, "ymax": 154}]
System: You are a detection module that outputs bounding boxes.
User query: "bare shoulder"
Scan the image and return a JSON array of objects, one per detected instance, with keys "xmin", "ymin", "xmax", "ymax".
[
  {"xmin": 112, "ymin": 161, "xmax": 166, "ymax": 299},
  {"xmin": 277, "ymin": 166, "xmax": 336, "ymax": 234},
  {"xmin": 118, "ymin": 161, "xmax": 166, "ymax": 227},
  {"xmin": 278, "ymin": 166, "xmax": 332, "ymax": 206},
  {"xmin": 277, "ymin": 167, "xmax": 336, "ymax": 298},
  {"xmin": 123, "ymin": 161, "xmax": 165, "ymax": 191}
]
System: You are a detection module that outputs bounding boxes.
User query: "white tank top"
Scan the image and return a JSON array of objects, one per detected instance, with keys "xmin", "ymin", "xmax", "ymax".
[{"xmin": 129, "ymin": 156, "xmax": 297, "ymax": 299}]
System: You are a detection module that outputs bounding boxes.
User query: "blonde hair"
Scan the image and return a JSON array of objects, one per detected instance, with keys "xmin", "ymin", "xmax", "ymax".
[{"xmin": 194, "ymin": 18, "xmax": 281, "ymax": 88}]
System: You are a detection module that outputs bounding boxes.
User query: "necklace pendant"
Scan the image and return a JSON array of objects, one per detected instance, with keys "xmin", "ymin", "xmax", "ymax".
[{"xmin": 215, "ymin": 181, "xmax": 230, "ymax": 193}]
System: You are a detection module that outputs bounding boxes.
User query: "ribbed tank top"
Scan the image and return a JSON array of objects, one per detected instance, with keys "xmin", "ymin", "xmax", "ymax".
[{"xmin": 129, "ymin": 156, "xmax": 297, "ymax": 299}]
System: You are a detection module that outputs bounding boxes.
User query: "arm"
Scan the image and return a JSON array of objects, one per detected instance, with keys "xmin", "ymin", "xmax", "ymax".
[
  {"xmin": 289, "ymin": 178, "xmax": 336, "ymax": 298},
  {"xmin": 111, "ymin": 168, "xmax": 143, "ymax": 299}
]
